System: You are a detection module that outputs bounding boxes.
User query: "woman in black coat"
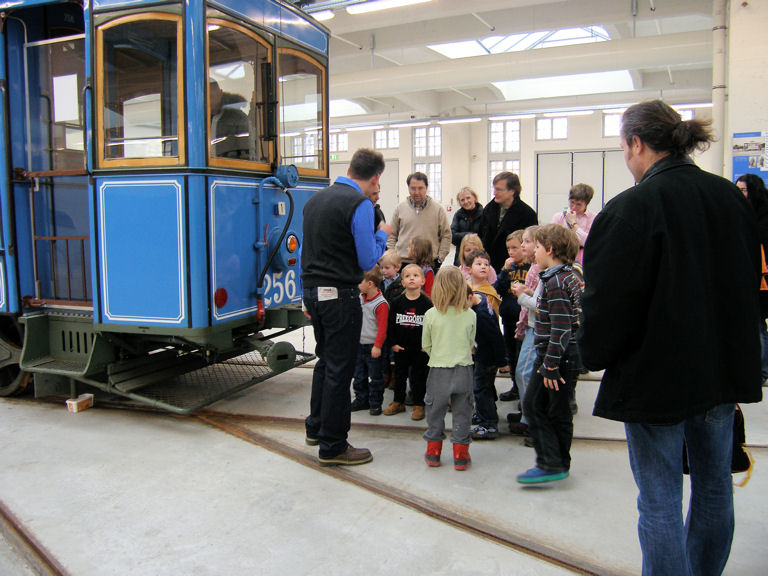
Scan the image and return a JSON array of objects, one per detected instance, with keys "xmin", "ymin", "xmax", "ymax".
[
  {"xmin": 737, "ymin": 173, "xmax": 768, "ymax": 382},
  {"xmin": 450, "ymin": 186, "xmax": 483, "ymax": 265}
]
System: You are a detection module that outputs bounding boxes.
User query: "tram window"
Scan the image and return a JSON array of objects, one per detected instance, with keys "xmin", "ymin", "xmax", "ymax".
[
  {"xmin": 26, "ymin": 38, "xmax": 86, "ymax": 172},
  {"xmin": 278, "ymin": 49, "xmax": 326, "ymax": 176},
  {"xmin": 97, "ymin": 14, "xmax": 184, "ymax": 166},
  {"xmin": 207, "ymin": 19, "xmax": 272, "ymax": 168}
]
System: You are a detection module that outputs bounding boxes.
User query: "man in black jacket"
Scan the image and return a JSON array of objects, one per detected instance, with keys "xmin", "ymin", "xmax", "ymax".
[
  {"xmin": 479, "ymin": 172, "xmax": 538, "ymax": 273},
  {"xmin": 579, "ymin": 100, "xmax": 762, "ymax": 576}
]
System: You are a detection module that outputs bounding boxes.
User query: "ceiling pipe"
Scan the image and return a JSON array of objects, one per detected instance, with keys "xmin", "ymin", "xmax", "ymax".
[{"xmin": 331, "ymin": 30, "xmax": 712, "ymax": 99}]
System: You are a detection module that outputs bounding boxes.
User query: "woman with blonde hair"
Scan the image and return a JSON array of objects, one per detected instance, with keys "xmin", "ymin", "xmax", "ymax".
[{"xmin": 451, "ymin": 186, "xmax": 484, "ymax": 265}]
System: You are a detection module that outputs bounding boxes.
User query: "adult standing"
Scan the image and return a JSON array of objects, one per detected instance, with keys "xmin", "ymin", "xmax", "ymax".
[
  {"xmin": 550, "ymin": 183, "xmax": 596, "ymax": 265},
  {"xmin": 736, "ymin": 173, "xmax": 768, "ymax": 384},
  {"xmin": 302, "ymin": 148, "xmax": 392, "ymax": 467},
  {"xmin": 450, "ymin": 186, "xmax": 484, "ymax": 265},
  {"xmin": 480, "ymin": 172, "xmax": 538, "ymax": 273},
  {"xmin": 579, "ymin": 100, "xmax": 762, "ymax": 575},
  {"xmin": 387, "ymin": 172, "xmax": 451, "ymax": 270}
]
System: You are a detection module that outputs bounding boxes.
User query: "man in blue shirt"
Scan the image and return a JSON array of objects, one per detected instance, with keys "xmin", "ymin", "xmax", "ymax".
[{"xmin": 302, "ymin": 148, "xmax": 392, "ymax": 466}]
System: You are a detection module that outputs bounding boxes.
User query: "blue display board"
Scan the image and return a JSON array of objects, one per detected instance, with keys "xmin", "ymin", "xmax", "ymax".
[{"xmin": 733, "ymin": 131, "xmax": 768, "ymax": 185}]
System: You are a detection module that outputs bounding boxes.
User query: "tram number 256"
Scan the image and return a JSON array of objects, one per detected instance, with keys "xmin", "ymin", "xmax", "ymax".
[{"xmin": 263, "ymin": 270, "xmax": 299, "ymax": 307}]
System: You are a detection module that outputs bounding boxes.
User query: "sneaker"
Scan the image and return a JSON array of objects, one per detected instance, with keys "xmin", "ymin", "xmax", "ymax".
[
  {"xmin": 506, "ymin": 412, "xmax": 522, "ymax": 424},
  {"xmin": 350, "ymin": 398, "xmax": 370, "ymax": 412},
  {"xmin": 471, "ymin": 413, "xmax": 481, "ymax": 425},
  {"xmin": 411, "ymin": 406, "xmax": 425, "ymax": 421},
  {"xmin": 516, "ymin": 466, "xmax": 569, "ymax": 484},
  {"xmin": 318, "ymin": 445, "xmax": 373, "ymax": 467},
  {"xmin": 404, "ymin": 391, "xmax": 415, "ymax": 406},
  {"xmin": 369, "ymin": 406, "xmax": 382, "ymax": 416},
  {"xmin": 305, "ymin": 434, "xmax": 319, "ymax": 446},
  {"xmin": 499, "ymin": 388, "xmax": 520, "ymax": 402},
  {"xmin": 471, "ymin": 425, "xmax": 498, "ymax": 440},
  {"xmin": 383, "ymin": 401, "xmax": 405, "ymax": 416},
  {"xmin": 508, "ymin": 422, "xmax": 529, "ymax": 436}
]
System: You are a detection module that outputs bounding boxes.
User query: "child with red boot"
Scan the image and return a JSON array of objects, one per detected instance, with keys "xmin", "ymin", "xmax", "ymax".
[{"xmin": 422, "ymin": 266, "xmax": 476, "ymax": 470}]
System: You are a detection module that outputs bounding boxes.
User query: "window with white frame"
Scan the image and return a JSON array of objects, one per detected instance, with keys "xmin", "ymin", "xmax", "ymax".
[
  {"xmin": 292, "ymin": 132, "xmax": 316, "ymax": 163},
  {"xmin": 677, "ymin": 109, "xmax": 694, "ymax": 121},
  {"xmin": 375, "ymin": 128, "xmax": 399, "ymax": 149},
  {"xmin": 603, "ymin": 113, "xmax": 622, "ymax": 137},
  {"xmin": 329, "ymin": 132, "xmax": 348, "ymax": 152},
  {"xmin": 489, "ymin": 159, "xmax": 520, "ymax": 189},
  {"xmin": 536, "ymin": 117, "xmax": 568, "ymax": 140},
  {"xmin": 413, "ymin": 126, "xmax": 442, "ymax": 201},
  {"xmin": 415, "ymin": 162, "xmax": 442, "ymax": 203},
  {"xmin": 489, "ymin": 120, "xmax": 520, "ymax": 153}
]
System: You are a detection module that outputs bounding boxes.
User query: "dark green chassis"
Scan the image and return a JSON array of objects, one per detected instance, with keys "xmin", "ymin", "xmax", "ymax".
[{"xmin": 16, "ymin": 305, "xmax": 314, "ymax": 414}]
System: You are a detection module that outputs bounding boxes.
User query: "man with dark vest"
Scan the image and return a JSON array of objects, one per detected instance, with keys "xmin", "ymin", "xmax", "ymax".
[{"xmin": 302, "ymin": 148, "xmax": 392, "ymax": 466}]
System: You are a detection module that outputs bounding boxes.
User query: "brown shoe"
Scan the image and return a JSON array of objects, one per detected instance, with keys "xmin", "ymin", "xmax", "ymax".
[
  {"xmin": 383, "ymin": 401, "xmax": 405, "ymax": 415},
  {"xmin": 411, "ymin": 405, "xmax": 425, "ymax": 420},
  {"xmin": 318, "ymin": 445, "xmax": 373, "ymax": 467}
]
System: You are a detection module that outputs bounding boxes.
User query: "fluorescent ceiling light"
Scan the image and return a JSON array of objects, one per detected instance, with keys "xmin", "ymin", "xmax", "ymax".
[
  {"xmin": 493, "ymin": 70, "xmax": 633, "ymax": 101},
  {"xmin": 602, "ymin": 108, "xmax": 627, "ymax": 114},
  {"xmin": 390, "ymin": 121, "xmax": 432, "ymax": 128},
  {"xmin": 312, "ymin": 10, "xmax": 335, "ymax": 22},
  {"xmin": 437, "ymin": 117, "xmax": 482, "ymax": 125},
  {"xmin": 347, "ymin": 0, "xmax": 432, "ymax": 15},
  {"xmin": 346, "ymin": 124, "xmax": 384, "ymax": 132},
  {"xmin": 329, "ymin": 99, "xmax": 367, "ymax": 117},
  {"xmin": 428, "ymin": 40, "xmax": 488, "ymax": 60},
  {"xmin": 542, "ymin": 110, "xmax": 594, "ymax": 117},
  {"xmin": 674, "ymin": 102, "xmax": 713, "ymax": 109},
  {"xmin": 489, "ymin": 114, "xmax": 535, "ymax": 121}
]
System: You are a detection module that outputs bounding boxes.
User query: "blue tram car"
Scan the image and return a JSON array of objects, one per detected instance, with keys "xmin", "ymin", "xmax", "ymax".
[{"xmin": 0, "ymin": 0, "xmax": 329, "ymax": 411}]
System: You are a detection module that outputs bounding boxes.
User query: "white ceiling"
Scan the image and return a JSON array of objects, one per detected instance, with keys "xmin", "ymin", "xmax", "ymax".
[{"xmin": 296, "ymin": 0, "xmax": 715, "ymax": 124}]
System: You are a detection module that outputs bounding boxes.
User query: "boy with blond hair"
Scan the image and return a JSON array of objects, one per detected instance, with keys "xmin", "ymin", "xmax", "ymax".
[
  {"xmin": 379, "ymin": 249, "xmax": 403, "ymax": 388},
  {"xmin": 384, "ymin": 263, "xmax": 432, "ymax": 420},
  {"xmin": 351, "ymin": 265, "xmax": 389, "ymax": 415},
  {"xmin": 517, "ymin": 224, "xmax": 582, "ymax": 484}
]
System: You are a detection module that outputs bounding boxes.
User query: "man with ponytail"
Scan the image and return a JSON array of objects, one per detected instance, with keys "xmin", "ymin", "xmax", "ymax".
[{"xmin": 579, "ymin": 100, "xmax": 762, "ymax": 575}]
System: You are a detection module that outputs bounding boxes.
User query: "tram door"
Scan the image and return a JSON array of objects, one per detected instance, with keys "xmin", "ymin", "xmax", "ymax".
[{"xmin": 23, "ymin": 35, "xmax": 90, "ymax": 306}]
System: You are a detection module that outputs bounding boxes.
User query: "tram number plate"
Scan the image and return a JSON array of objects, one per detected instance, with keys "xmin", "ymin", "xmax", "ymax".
[{"xmin": 263, "ymin": 270, "xmax": 299, "ymax": 307}]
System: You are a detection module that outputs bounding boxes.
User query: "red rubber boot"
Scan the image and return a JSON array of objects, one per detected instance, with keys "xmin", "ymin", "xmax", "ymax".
[
  {"xmin": 425, "ymin": 441, "xmax": 442, "ymax": 467},
  {"xmin": 453, "ymin": 443, "xmax": 471, "ymax": 471}
]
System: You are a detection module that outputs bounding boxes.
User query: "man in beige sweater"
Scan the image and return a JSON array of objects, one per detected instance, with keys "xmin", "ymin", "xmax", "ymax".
[{"xmin": 387, "ymin": 172, "xmax": 451, "ymax": 269}]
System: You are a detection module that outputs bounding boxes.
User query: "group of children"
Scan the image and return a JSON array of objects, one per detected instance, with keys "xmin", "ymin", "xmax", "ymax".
[{"xmin": 350, "ymin": 224, "xmax": 583, "ymax": 484}]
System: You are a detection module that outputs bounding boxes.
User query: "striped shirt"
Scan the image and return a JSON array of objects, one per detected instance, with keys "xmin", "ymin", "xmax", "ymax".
[{"xmin": 533, "ymin": 264, "xmax": 583, "ymax": 377}]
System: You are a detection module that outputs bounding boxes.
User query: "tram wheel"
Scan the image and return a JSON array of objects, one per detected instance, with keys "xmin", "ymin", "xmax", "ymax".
[{"xmin": 0, "ymin": 363, "xmax": 31, "ymax": 397}]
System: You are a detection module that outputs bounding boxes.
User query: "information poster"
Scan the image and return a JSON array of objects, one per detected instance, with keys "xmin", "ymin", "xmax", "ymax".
[{"xmin": 733, "ymin": 131, "xmax": 768, "ymax": 184}]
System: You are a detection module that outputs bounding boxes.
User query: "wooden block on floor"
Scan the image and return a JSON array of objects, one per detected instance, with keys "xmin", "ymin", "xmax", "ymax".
[{"xmin": 66, "ymin": 393, "xmax": 94, "ymax": 413}]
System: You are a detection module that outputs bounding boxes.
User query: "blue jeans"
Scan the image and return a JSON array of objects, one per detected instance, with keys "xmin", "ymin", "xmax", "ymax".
[
  {"xmin": 473, "ymin": 363, "xmax": 498, "ymax": 428},
  {"xmin": 303, "ymin": 287, "xmax": 362, "ymax": 459},
  {"xmin": 760, "ymin": 320, "xmax": 768, "ymax": 382},
  {"xmin": 352, "ymin": 343, "xmax": 385, "ymax": 409},
  {"xmin": 625, "ymin": 403, "xmax": 735, "ymax": 576},
  {"xmin": 514, "ymin": 327, "xmax": 536, "ymax": 425}
]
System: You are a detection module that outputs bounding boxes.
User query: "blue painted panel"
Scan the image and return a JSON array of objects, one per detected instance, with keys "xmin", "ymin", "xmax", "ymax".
[
  {"xmin": 98, "ymin": 178, "xmax": 187, "ymax": 325},
  {"xmin": 0, "ymin": 25, "xmax": 14, "ymax": 313},
  {"xmin": 279, "ymin": 4, "xmax": 327, "ymax": 54},
  {"xmin": 92, "ymin": 0, "xmax": 151, "ymax": 11},
  {"xmin": 186, "ymin": 175, "xmax": 208, "ymax": 328},
  {"xmin": 210, "ymin": 178, "xmax": 259, "ymax": 321}
]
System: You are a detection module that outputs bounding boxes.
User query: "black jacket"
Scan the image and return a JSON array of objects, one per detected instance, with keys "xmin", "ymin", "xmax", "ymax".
[
  {"xmin": 579, "ymin": 155, "xmax": 763, "ymax": 424},
  {"xmin": 450, "ymin": 203, "xmax": 483, "ymax": 265},
  {"xmin": 479, "ymin": 198, "xmax": 538, "ymax": 273}
]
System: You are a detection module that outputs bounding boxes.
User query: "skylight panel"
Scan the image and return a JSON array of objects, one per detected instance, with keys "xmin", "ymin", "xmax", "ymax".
[
  {"xmin": 427, "ymin": 40, "xmax": 487, "ymax": 59},
  {"xmin": 492, "ymin": 70, "xmax": 633, "ymax": 101}
]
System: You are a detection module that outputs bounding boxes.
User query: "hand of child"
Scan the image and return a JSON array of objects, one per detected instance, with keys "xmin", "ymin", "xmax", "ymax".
[
  {"xmin": 498, "ymin": 365, "xmax": 510, "ymax": 373},
  {"xmin": 510, "ymin": 281, "xmax": 523, "ymax": 296},
  {"xmin": 392, "ymin": 344, "xmax": 405, "ymax": 352},
  {"xmin": 504, "ymin": 257, "xmax": 515, "ymax": 269},
  {"xmin": 471, "ymin": 294, "xmax": 481, "ymax": 306},
  {"xmin": 371, "ymin": 346, "xmax": 381, "ymax": 358}
]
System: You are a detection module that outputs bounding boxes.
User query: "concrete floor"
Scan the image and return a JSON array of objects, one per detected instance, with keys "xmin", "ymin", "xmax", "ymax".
[{"xmin": 1, "ymin": 334, "xmax": 766, "ymax": 575}]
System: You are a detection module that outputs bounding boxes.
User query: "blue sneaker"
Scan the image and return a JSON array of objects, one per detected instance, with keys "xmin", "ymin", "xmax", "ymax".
[{"xmin": 516, "ymin": 467, "xmax": 569, "ymax": 484}]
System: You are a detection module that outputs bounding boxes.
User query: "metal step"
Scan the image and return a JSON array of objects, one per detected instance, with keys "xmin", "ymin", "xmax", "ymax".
[{"xmin": 106, "ymin": 349, "xmax": 315, "ymax": 414}]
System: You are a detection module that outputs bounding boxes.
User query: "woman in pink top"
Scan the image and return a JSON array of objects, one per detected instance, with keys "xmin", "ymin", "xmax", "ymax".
[{"xmin": 551, "ymin": 183, "xmax": 596, "ymax": 265}]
